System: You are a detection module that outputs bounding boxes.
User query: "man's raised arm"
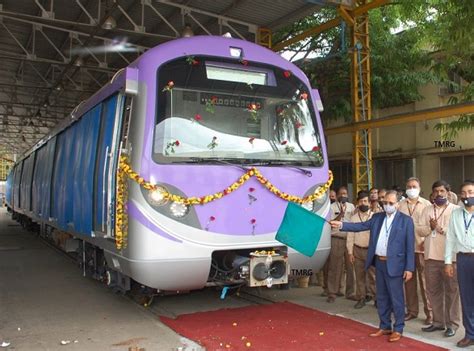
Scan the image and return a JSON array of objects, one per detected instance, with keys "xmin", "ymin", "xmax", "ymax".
[{"xmin": 330, "ymin": 216, "xmax": 374, "ymax": 232}]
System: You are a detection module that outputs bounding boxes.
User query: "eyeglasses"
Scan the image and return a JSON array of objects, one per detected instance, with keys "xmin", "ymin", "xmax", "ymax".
[{"xmin": 382, "ymin": 201, "xmax": 397, "ymax": 206}]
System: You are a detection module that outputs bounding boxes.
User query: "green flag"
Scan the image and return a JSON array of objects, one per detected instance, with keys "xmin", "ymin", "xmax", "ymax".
[{"xmin": 276, "ymin": 202, "xmax": 327, "ymax": 257}]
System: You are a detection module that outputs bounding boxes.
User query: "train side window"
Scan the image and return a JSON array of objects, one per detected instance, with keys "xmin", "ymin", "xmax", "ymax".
[{"xmin": 119, "ymin": 95, "xmax": 133, "ymax": 152}]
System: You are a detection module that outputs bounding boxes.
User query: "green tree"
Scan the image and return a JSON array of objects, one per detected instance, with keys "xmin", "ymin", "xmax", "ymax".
[
  {"xmin": 274, "ymin": 1, "xmax": 473, "ymax": 133},
  {"xmin": 399, "ymin": 0, "xmax": 474, "ymax": 139}
]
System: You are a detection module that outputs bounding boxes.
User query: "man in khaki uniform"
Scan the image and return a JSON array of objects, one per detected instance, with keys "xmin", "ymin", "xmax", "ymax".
[
  {"xmin": 419, "ymin": 180, "xmax": 461, "ymax": 338},
  {"xmin": 398, "ymin": 177, "xmax": 433, "ymax": 324},
  {"xmin": 347, "ymin": 191, "xmax": 376, "ymax": 309},
  {"xmin": 327, "ymin": 186, "xmax": 355, "ymax": 302}
]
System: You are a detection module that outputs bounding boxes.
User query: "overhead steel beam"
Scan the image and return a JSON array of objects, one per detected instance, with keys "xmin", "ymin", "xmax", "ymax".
[
  {"xmin": 0, "ymin": 82, "xmax": 96, "ymax": 93},
  {"xmin": 0, "ymin": 1, "xmax": 175, "ymax": 40},
  {"xmin": 0, "ymin": 52, "xmax": 118, "ymax": 73},
  {"xmin": 272, "ymin": 0, "xmax": 389, "ymax": 51},
  {"xmin": 0, "ymin": 101, "xmax": 74, "ymax": 109},
  {"xmin": 325, "ymin": 102, "xmax": 474, "ymax": 135},
  {"xmin": 0, "ymin": 0, "xmax": 256, "ymax": 41},
  {"xmin": 157, "ymin": 0, "xmax": 258, "ymax": 35},
  {"xmin": 0, "ymin": 15, "xmax": 149, "ymax": 61}
]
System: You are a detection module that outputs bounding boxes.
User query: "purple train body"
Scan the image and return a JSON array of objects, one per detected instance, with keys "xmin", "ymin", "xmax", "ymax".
[{"xmin": 6, "ymin": 36, "xmax": 331, "ymax": 291}]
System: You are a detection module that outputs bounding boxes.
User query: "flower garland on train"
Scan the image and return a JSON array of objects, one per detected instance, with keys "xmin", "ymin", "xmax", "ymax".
[
  {"xmin": 114, "ymin": 155, "xmax": 332, "ymax": 249},
  {"xmin": 115, "ymin": 159, "xmax": 129, "ymax": 250}
]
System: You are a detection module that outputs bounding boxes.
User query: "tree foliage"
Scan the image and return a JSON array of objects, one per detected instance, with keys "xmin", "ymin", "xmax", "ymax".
[{"xmin": 274, "ymin": 1, "xmax": 473, "ymax": 133}]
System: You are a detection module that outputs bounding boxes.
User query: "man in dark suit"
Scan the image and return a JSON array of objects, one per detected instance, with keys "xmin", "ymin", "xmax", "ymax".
[{"xmin": 330, "ymin": 190, "xmax": 415, "ymax": 343}]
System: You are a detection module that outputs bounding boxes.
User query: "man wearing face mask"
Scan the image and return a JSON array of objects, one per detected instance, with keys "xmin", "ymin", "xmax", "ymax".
[
  {"xmin": 445, "ymin": 180, "xmax": 474, "ymax": 348},
  {"xmin": 398, "ymin": 177, "xmax": 433, "ymax": 324},
  {"xmin": 419, "ymin": 180, "xmax": 460, "ymax": 337},
  {"xmin": 326, "ymin": 186, "xmax": 356, "ymax": 303},
  {"xmin": 330, "ymin": 190, "xmax": 414, "ymax": 342},
  {"xmin": 369, "ymin": 187, "xmax": 383, "ymax": 213},
  {"xmin": 347, "ymin": 192, "xmax": 376, "ymax": 309}
]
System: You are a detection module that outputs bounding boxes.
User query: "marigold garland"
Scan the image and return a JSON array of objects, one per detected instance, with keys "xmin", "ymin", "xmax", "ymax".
[
  {"xmin": 115, "ymin": 158, "xmax": 129, "ymax": 250},
  {"xmin": 115, "ymin": 155, "xmax": 333, "ymax": 248}
]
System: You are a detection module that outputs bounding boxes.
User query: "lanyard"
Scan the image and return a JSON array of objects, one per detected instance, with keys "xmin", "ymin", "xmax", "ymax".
[
  {"xmin": 358, "ymin": 210, "xmax": 371, "ymax": 222},
  {"xmin": 463, "ymin": 211, "xmax": 473, "ymax": 234},
  {"xmin": 407, "ymin": 201, "xmax": 418, "ymax": 217},
  {"xmin": 384, "ymin": 216, "xmax": 394, "ymax": 235},
  {"xmin": 382, "ymin": 216, "xmax": 394, "ymax": 249},
  {"xmin": 433, "ymin": 205, "xmax": 448, "ymax": 222}
]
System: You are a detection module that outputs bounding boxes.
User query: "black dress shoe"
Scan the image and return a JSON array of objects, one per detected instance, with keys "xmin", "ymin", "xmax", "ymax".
[
  {"xmin": 354, "ymin": 299, "xmax": 366, "ymax": 309},
  {"xmin": 444, "ymin": 328, "xmax": 455, "ymax": 337},
  {"xmin": 422, "ymin": 325, "xmax": 445, "ymax": 332},
  {"xmin": 457, "ymin": 338, "xmax": 474, "ymax": 348}
]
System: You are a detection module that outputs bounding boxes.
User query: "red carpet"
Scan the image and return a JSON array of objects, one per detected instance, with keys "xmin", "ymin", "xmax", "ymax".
[{"xmin": 160, "ymin": 301, "xmax": 447, "ymax": 350}]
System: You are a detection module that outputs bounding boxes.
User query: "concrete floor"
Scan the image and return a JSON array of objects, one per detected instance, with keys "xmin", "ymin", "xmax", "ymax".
[
  {"xmin": 0, "ymin": 207, "xmax": 465, "ymax": 350},
  {"xmin": 0, "ymin": 208, "xmax": 186, "ymax": 351}
]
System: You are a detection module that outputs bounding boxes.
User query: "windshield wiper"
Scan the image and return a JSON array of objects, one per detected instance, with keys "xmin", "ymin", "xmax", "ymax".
[
  {"xmin": 175, "ymin": 157, "xmax": 250, "ymax": 172},
  {"xmin": 248, "ymin": 160, "xmax": 313, "ymax": 177}
]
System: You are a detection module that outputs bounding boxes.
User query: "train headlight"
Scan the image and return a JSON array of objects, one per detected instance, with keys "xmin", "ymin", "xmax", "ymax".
[
  {"xmin": 170, "ymin": 201, "xmax": 189, "ymax": 218},
  {"xmin": 301, "ymin": 201, "xmax": 314, "ymax": 212},
  {"xmin": 148, "ymin": 186, "xmax": 168, "ymax": 206}
]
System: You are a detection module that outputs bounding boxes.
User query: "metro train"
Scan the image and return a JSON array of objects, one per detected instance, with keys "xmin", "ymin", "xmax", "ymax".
[{"xmin": 5, "ymin": 35, "xmax": 332, "ymax": 292}]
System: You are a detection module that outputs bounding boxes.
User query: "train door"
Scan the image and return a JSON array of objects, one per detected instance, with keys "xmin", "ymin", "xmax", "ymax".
[{"xmin": 93, "ymin": 94, "xmax": 130, "ymax": 237}]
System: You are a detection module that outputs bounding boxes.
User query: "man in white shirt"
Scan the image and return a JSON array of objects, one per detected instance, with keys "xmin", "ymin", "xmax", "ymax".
[{"xmin": 445, "ymin": 180, "xmax": 474, "ymax": 348}]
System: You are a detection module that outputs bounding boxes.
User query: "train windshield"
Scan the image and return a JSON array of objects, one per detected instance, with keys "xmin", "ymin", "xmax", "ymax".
[{"xmin": 154, "ymin": 56, "xmax": 324, "ymax": 166}]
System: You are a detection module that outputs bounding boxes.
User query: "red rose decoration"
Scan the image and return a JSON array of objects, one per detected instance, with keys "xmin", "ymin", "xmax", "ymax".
[
  {"xmin": 312, "ymin": 146, "xmax": 320, "ymax": 152},
  {"xmin": 249, "ymin": 187, "xmax": 255, "ymax": 192},
  {"xmin": 250, "ymin": 218, "xmax": 256, "ymax": 224},
  {"xmin": 194, "ymin": 114, "xmax": 202, "ymax": 121},
  {"xmin": 300, "ymin": 92, "xmax": 308, "ymax": 100},
  {"xmin": 295, "ymin": 121, "xmax": 303, "ymax": 129},
  {"xmin": 249, "ymin": 137, "xmax": 255, "ymax": 144},
  {"xmin": 241, "ymin": 60, "xmax": 249, "ymax": 66},
  {"xmin": 175, "ymin": 140, "xmax": 180, "ymax": 146},
  {"xmin": 283, "ymin": 70, "xmax": 291, "ymax": 78},
  {"xmin": 281, "ymin": 140, "xmax": 288, "ymax": 145},
  {"xmin": 192, "ymin": 59, "xmax": 199, "ymax": 65},
  {"xmin": 211, "ymin": 96, "xmax": 218, "ymax": 103},
  {"xmin": 162, "ymin": 81, "xmax": 175, "ymax": 92},
  {"xmin": 210, "ymin": 216, "xmax": 216, "ymax": 221}
]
